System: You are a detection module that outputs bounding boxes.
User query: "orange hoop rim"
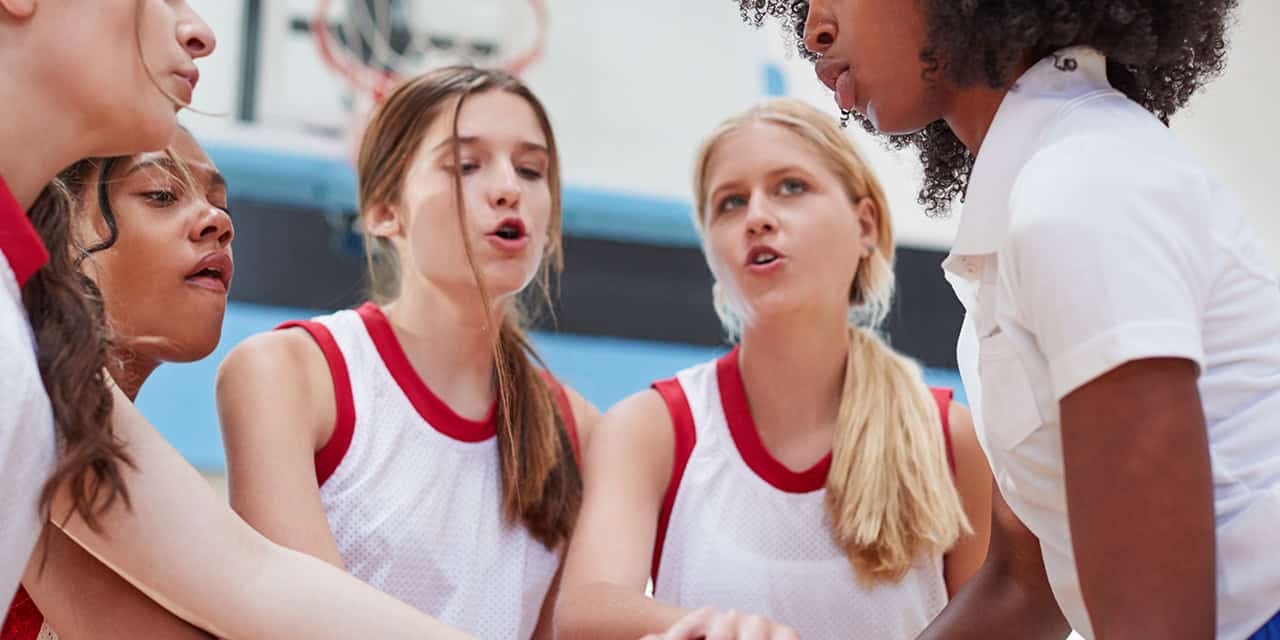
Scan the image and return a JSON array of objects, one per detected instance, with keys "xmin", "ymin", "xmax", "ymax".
[{"xmin": 311, "ymin": 0, "xmax": 548, "ymax": 102}]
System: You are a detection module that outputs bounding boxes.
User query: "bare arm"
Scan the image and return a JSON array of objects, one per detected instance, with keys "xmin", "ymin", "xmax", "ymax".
[
  {"xmin": 554, "ymin": 390, "xmax": 691, "ymax": 639},
  {"xmin": 52, "ymin": 384, "xmax": 472, "ymax": 640},
  {"xmin": 21, "ymin": 526, "xmax": 212, "ymax": 640},
  {"xmin": 216, "ymin": 330, "xmax": 346, "ymax": 566},
  {"xmin": 1060, "ymin": 358, "xmax": 1215, "ymax": 639},
  {"xmin": 941, "ymin": 402, "xmax": 994, "ymax": 594},
  {"xmin": 530, "ymin": 565, "xmax": 565, "ymax": 640},
  {"xmin": 564, "ymin": 385, "xmax": 603, "ymax": 455},
  {"xmin": 918, "ymin": 481, "xmax": 1071, "ymax": 639}
]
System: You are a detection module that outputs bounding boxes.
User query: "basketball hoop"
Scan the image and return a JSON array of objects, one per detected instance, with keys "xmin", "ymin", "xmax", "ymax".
[{"xmin": 310, "ymin": 0, "xmax": 549, "ymax": 159}]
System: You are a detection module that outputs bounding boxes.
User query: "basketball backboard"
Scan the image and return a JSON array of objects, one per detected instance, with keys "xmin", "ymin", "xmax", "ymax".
[{"xmin": 183, "ymin": 0, "xmax": 962, "ymax": 249}]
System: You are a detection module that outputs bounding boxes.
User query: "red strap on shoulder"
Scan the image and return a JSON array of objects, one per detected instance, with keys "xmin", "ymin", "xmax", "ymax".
[
  {"xmin": 649, "ymin": 378, "xmax": 697, "ymax": 584},
  {"xmin": 930, "ymin": 387, "xmax": 956, "ymax": 476},
  {"xmin": 538, "ymin": 370, "xmax": 581, "ymax": 467},
  {"xmin": 277, "ymin": 320, "xmax": 356, "ymax": 487},
  {"xmin": 1, "ymin": 586, "xmax": 44, "ymax": 640}
]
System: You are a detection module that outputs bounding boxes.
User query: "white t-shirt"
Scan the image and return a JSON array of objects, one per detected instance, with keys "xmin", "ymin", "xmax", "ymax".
[
  {"xmin": 945, "ymin": 46, "xmax": 1280, "ymax": 639},
  {"xmin": 0, "ymin": 176, "xmax": 57, "ymax": 608}
]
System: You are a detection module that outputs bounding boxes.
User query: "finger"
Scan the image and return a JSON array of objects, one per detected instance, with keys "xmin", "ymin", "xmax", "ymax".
[
  {"xmin": 771, "ymin": 625, "xmax": 801, "ymax": 640},
  {"xmin": 664, "ymin": 608, "xmax": 715, "ymax": 639},
  {"xmin": 738, "ymin": 614, "xmax": 771, "ymax": 640},
  {"xmin": 705, "ymin": 609, "xmax": 742, "ymax": 640}
]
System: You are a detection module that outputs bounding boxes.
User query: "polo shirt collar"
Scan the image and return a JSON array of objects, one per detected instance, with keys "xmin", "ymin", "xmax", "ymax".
[
  {"xmin": 943, "ymin": 46, "xmax": 1114, "ymax": 279},
  {"xmin": 0, "ymin": 175, "xmax": 50, "ymax": 289}
]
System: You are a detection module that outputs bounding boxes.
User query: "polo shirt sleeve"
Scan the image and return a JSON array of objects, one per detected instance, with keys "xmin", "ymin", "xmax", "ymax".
[
  {"xmin": 0, "ymin": 259, "xmax": 58, "ymax": 605},
  {"xmin": 1003, "ymin": 137, "xmax": 1211, "ymax": 400}
]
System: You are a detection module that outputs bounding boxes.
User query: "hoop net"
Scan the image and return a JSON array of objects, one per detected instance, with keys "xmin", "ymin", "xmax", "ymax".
[{"xmin": 311, "ymin": 0, "xmax": 549, "ymax": 160}]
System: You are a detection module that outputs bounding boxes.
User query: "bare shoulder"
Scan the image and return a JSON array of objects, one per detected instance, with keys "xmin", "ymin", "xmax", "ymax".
[
  {"xmin": 559, "ymin": 384, "xmax": 603, "ymax": 453},
  {"xmin": 215, "ymin": 328, "xmax": 336, "ymax": 450},
  {"xmin": 947, "ymin": 401, "xmax": 993, "ymax": 511},
  {"xmin": 582, "ymin": 389, "xmax": 678, "ymax": 492},
  {"xmin": 947, "ymin": 403, "xmax": 985, "ymax": 471},
  {"xmin": 216, "ymin": 328, "xmax": 333, "ymax": 403}
]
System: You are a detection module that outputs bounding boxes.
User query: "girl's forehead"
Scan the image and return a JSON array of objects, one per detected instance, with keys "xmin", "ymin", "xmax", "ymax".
[{"xmin": 422, "ymin": 91, "xmax": 548, "ymax": 150}]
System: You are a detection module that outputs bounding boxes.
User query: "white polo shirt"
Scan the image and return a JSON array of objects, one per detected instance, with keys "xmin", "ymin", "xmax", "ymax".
[
  {"xmin": 945, "ymin": 46, "xmax": 1280, "ymax": 639},
  {"xmin": 0, "ymin": 175, "xmax": 56, "ymax": 609}
]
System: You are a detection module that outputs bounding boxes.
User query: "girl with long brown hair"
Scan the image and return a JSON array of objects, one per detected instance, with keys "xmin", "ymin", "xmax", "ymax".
[
  {"xmin": 1, "ymin": 2, "xmax": 480, "ymax": 637},
  {"xmin": 555, "ymin": 99, "xmax": 992, "ymax": 639},
  {"xmin": 217, "ymin": 65, "xmax": 599, "ymax": 639}
]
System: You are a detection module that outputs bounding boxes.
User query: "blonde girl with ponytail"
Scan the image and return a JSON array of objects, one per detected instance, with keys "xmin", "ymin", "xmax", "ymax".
[{"xmin": 556, "ymin": 98, "xmax": 992, "ymax": 640}]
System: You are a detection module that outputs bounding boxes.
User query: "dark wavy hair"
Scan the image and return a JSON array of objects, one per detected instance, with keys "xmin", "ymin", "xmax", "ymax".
[
  {"xmin": 739, "ymin": 0, "xmax": 1238, "ymax": 214},
  {"xmin": 26, "ymin": 144, "xmax": 199, "ymax": 533},
  {"xmin": 23, "ymin": 160, "xmax": 131, "ymax": 533}
]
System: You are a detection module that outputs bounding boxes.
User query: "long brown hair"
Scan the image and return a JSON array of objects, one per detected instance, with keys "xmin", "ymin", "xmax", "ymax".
[
  {"xmin": 19, "ymin": 1, "xmax": 200, "ymax": 532},
  {"xmin": 692, "ymin": 98, "xmax": 970, "ymax": 583},
  {"xmin": 23, "ymin": 163, "xmax": 131, "ymax": 531},
  {"xmin": 356, "ymin": 66, "xmax": 579, "ymax": 547}
]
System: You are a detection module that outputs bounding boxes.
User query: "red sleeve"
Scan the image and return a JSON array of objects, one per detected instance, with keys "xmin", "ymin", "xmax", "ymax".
[
  {"xmin": 1, "ymin": 586, "xmax": 44, "ymax": 640},
  {"xmin": 538, "ymin": 370, "xmax": 580, "ymax": 467},
  {"xmin": 929, "ymin": 387, "xmax": 956, "ymax": 476},
  {"xmin": 276, "ymin": 320, "xmax": 355, "ymax": 486},
  {"xmin": 649, "ymin": 378, "xmax": 698, "ymax": 583}
]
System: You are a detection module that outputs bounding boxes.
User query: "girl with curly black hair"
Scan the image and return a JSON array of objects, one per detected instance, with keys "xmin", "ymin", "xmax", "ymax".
[
  {"xmin": 736, "ymin": 1, "xmax": 1280, "ymax": 639},
  {"xmin": 5, "ymin": 127, "xmax": 235, "ymax": 640}
]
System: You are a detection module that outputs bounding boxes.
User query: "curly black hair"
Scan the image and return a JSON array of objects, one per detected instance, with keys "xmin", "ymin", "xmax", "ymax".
[{"xmin": 739, "ymin": 0, "xmax": 1238, "ymax": 215}]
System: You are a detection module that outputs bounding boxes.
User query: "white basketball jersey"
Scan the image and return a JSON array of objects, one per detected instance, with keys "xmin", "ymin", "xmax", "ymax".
[
  {"xmin": 282, "ymin": 303, "xmax": 569, "ymax": 640},
  {"xmin": 651, "ymin": 349, "xmax": 952, "ymax": 639}
]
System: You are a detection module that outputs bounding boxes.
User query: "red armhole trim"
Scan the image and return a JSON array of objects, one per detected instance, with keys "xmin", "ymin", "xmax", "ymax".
[
  {"xmin": 1, "ymin": 586, "xmax": 43, "ymax": 640},
  {"xmin": 649, "ymin": 378, "xmax": 697, "ymax": 585},
  {"xmin": 930, "ymin": 387, "xmax": 956, "ymax": 476},
  {"xmin": 277, "ymin": 320, "xmax": 355, "ymax": 487},
  {"xmin": 539, "ymin": 370, "xmax": 581, "ymax": 467}
]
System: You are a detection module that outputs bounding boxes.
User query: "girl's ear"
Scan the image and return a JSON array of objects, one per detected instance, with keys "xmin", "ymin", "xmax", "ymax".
[{"xmin": 364, "ymin": 202, "xmax": 403, "ymax": 239}]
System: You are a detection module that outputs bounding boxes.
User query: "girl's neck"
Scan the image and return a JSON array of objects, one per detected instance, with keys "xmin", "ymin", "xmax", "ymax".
[
  {"xmin": 382, "ymin": 278, "xmax": 506, "ymax": 421},
  {"xmin": 940, "ymin": 57, "xmax": 1035, "ymax": 155},
  {"xmin": 942, "ymin": 86, "xmax": 1009, "ymax": 156},
  {"xmin": 738, "ymin": 309, "xmax": 850, "ymax": 439},
  {"xmin": 110, "ymin": 350, "xmax": 160, "ymax": 402},
  {"xmin": 0, "ymin": 63, "xmax": 90, "ymax": 208}
]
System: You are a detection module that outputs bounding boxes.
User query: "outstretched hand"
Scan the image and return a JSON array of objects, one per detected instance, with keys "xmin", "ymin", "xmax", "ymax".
[{"xmin": 638, "ymin": 608, "xmax": 800, "ymax": 640}]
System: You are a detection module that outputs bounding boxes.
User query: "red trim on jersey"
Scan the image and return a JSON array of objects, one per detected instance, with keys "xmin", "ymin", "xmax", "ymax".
[
  {"xmin": 276, "ymin": 320, "xmax": 357, "ymax": 486},
  {"xmin": 356, "ymin": 303, "xmax": 497, "ymax": 442},
  {"xmin": 539, "ymin": 370, "xmax": 581, "ymax": 467},
  {"xmin": 931, "ymin": 387, "xmax": 956, "ymax": 475},
  {"xmin": 1, "ymin": 586, "xmax": 43, "ymax": 640},
  {"xmin": 718, "ymin": 348, "xmax": 831, "ymax": 494},
  {"xmin": 717, "ymin": 348, "xmax": 958, "ymax": 491},
  {"xmin": 0, "ymin": 176, "xmax": 49, "ymax": 289},
  {"xmin": 650, "ymin": 378, "xmax": 697, "ymax": 583}
]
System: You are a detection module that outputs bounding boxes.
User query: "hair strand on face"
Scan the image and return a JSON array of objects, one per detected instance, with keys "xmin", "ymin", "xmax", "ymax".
[{"xmin": 354, "ymin": 66, "xmax": 580, "ymax": 547}]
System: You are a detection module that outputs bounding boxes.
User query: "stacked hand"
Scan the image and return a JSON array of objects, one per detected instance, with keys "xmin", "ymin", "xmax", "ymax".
[{"xmin": 639, "ymin": 608, "xmax": 800, "ymax": 640}]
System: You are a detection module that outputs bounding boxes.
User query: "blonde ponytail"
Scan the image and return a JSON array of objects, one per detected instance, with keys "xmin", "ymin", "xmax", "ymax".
[{"xmin": 826, "ymin": 326, "xmax": 970, "ymax": 583}]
